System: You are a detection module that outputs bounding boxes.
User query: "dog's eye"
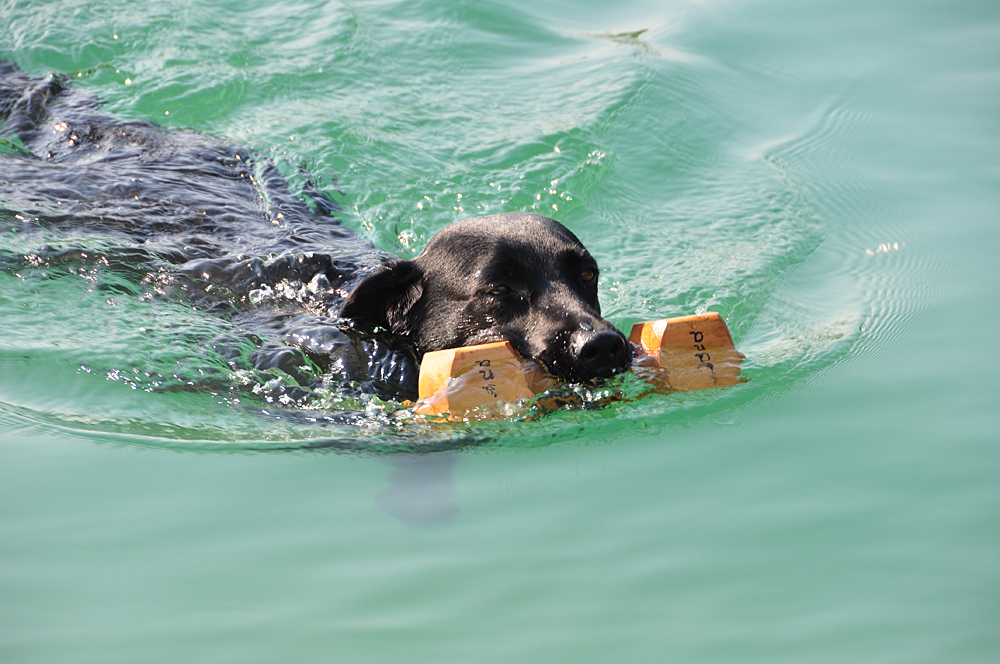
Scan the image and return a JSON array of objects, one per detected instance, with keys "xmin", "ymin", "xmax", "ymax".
[
  {"xmin": 581, "ymin": 268, "xmax": 597, "ymax": 283},
  {"xmin": 488, "ymin": 285, "xmax": 511, "ymax": 296}
]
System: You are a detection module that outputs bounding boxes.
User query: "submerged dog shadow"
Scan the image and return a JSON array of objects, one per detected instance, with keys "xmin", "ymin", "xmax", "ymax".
[{"xmin": 375, "ymin": 452, "xmax": 461, "ymax": 528}]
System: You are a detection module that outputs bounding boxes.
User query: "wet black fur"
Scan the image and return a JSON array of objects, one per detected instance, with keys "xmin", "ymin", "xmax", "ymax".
[{"xmin": 0, "ymin": 62, "xmax": 630, "ymax": 401}]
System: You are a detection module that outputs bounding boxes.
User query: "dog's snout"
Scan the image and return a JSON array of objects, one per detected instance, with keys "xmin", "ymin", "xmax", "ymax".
[{"xmin": 570, "ymin": 328, "xmax": 632, "ymax": 380}]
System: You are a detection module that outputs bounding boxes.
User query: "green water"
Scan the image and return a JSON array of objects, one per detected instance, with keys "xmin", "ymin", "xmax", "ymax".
[{"xmin": 2, "ymin": 0, "xmax": 998, "ymax": 661}]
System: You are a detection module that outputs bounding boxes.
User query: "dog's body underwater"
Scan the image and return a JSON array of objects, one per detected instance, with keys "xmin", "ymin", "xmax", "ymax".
[{"xmin": 0, "ymin": 62, "xmax": 630, "ymax": 403}]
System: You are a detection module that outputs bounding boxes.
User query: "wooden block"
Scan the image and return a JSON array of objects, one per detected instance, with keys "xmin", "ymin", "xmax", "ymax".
[
  {"xmin": 628, "ymin": 312, "xmax": 744, "ymax": 391},
  {"xmin": 414, "ymin": 313, "xmax": 745, "ymax": 416},
  {"xmin": 414, "ymin": 340, "xmax": 555, "ymax": 416}
]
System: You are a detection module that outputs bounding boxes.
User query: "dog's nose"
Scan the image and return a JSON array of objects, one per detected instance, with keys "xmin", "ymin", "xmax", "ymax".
[{"xmin": 570, "ymin": 328, "xmax": 632, "ymax": 380}]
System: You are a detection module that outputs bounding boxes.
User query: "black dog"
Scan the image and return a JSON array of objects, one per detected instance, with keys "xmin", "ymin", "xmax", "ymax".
[{"xmin": 0, "ymin": 62, "xmax": 630, "ymax": 402}]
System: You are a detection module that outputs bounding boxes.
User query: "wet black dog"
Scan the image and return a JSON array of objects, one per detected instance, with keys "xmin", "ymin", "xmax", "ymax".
[{"xmin": 0, "ymin": 62, "xmax": 630, "ymax": 401}]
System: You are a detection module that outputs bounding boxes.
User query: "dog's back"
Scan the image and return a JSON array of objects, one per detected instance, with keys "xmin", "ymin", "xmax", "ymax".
[{"xmin": 0, "ymin": 62, "xmax": 419, "ymax": 400}]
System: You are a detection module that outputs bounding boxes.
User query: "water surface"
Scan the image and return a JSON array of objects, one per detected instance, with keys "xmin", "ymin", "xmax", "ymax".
[{"xmin": 2, "ymin": 0, "xmax": 998, "ymax": 661}]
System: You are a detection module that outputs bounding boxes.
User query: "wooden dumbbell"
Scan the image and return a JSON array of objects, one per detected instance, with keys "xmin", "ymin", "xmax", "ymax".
[{"xmin": 414, "ymin": 313, "xmax": 743, "ymax": 416}]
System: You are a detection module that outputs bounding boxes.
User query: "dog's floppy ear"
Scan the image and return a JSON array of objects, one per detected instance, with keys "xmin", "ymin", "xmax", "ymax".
[{"xmin": 341, "ymin": 260, "xmax": 424, "ymax": 337}]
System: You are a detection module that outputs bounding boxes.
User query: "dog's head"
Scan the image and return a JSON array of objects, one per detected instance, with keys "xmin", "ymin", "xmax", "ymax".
[{"xmin": 341, "ymin": 212, "xmax": 632, "ymax": 382}]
